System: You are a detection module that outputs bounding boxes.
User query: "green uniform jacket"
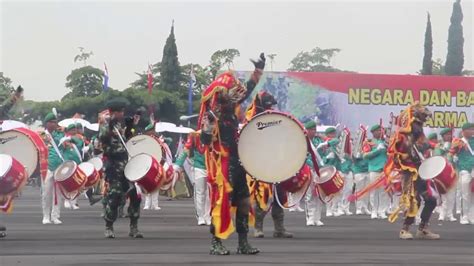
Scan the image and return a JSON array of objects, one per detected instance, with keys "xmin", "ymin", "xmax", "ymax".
[
  {"xmin": 352, "ymin": 158, "xmax": 369, "ymax": 174},
  {"xmin": 176, "ymin": 148, "xmax": 206, "ymax": 170},
  {"xmin": 433, "ymin": 142, "xmax": 451, "ymax": 158},
  {"xmin": 339, "ymin": 155, "xmax": 353, "ymax": 174},
  {"xmin": 46, "ymin": 130, "xmax": 65, "ymax": 171},
  {"xmin": 363, "ymin": 139, "xmax": 387, "ymax": 173},
  {"xmin": 455, "ymin": 138, "xmax": 474, "ymax": 172},
  {"xmin": 318, "ymin": 140, "xmax": 341, "ymax": 170},
  {"xmin": 306, "ymin": 136, "xmax": 323, "ymax": 170}
]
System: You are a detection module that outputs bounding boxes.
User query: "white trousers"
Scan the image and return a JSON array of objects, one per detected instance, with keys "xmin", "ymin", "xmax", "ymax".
[
  {"xmin": 144, "ymin": 191, "xmax": 159, "ymax": 209},
  {"xmin": 369, "ymin": 171, "xmax": 389, "ymax": 215},
  {"xmin": 305, "ymin": 181, "xmax": 323, "ymax": 223},
  {"xmin": 354, "ymin": 172, "xmax": 370, "ymax": 212},
  {"xmin": 460, "ymin": 170, "xmax": 474, "ymax": 221},
  {"xmin": 439, "ymin": 177, "xmax": 458, "ymax": 219},
  {"xmin": 41, "ymin": 170, "xmax": 61, "ymax": 221},
  {"xmin": 339, "ymin": 172, "xmax": 354, "ymax": 212},
  {"xmin": 193, "ymin": 167, "xmax": 211, "ymax": 222}
]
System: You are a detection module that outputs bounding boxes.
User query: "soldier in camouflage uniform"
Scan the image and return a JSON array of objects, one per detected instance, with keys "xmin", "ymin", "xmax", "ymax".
[
  {"xmin": 99, "ymin": 98, "xmax": 143, "ymax": 239},
  {"xmin": 0, "ymin": 85, "xmax": 23, "ymax": 238}
]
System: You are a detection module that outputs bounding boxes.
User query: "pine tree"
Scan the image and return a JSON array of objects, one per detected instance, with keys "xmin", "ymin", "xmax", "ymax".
[
  {"xmin": 445, "ymin": 0, "xmax": 464, "ymax": 76},
  {"xmin": 421, "ymin": 13, "xmax": 433, "ymax": 75},
  {"xmin": 160, "ymin": 21, "xmax": 181, "ymax": 92}
]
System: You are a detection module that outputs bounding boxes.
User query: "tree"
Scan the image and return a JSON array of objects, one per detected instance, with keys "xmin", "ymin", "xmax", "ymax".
[
  {"xmin": 74, "ymin": 47, "xmax": 94, "ymax": 66},
  {"xmin": 130, "ymin": 62, "xmax": 162, "ymax": 91},
  {"xmin": 445, "ymin": 0, "xmax": 464, "ymax": 76},
  {"xmin": 64, "ymin": 66, "xmax": 105, "ymax": 100},
  {"xmin": 208, "ymin": 49, "xmax": 240, "ymax": 79},
  {"xmin": 160, "ymin": 22, "xmax": 181, "ymax": 93},
  {"xmin": 421, "ymin": 13, "xmax": 433, "ymax": 75},
  {"xmin": 288, "ymin": 47, "xmax": 344, "ymax": 72},
  {"xmin": 0, "ymin": 72, "xmax": 14, "ymax": 101}
]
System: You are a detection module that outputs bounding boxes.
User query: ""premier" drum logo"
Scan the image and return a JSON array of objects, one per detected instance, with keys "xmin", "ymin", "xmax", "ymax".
[
  {"xmin": 256, "ymin": 120, "xmax": 282, "ymax": 130},
  {"xmin": 0, "ymin": 136, "xmax": 17, "ymax": 145}
]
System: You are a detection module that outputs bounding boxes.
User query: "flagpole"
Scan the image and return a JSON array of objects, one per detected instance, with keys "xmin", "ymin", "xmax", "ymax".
[{"xmin": 188, "ymin": 64, "xmax": 194, "ymax": 116}]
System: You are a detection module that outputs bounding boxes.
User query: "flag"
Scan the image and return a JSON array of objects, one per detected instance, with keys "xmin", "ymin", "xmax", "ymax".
[
  {"xmin": 188, "ymin": 65, "xmax": 196, "ymax": 115},
  {"xmin": 103, "ymin": 63, "xmax": 109, "ymax": 92},
  {"xmin": 147, "ymin": 64, "xmax": 153, "ymax": 95}
]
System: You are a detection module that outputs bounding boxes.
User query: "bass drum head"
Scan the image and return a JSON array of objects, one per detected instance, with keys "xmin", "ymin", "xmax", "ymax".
[
  {"xmin": 54, "ymin": 161, "xmax": 78, "ymax": 182},
  {"xmin": 0, "ymin": 154, "xmax": 13, "ymax": 177},
  {"xmin": 124, "ymin": 153, "xmax": 153, "ymax": 182},
  {"xmin": 79, "ymin": 162, "xmax": 95, "ymax": 177},
  {"xmin": 315, "ymin": 166, "xmax": 337, "ymax": 184},
  {"xmin": 238, "ymin": 111, "xmax": 307, "ymax": 183},
  {"xmin": 419, "ymin": 156, "xmax": 446, "ymax": 180},
  {"xmin": 126, "ymin": 135, "xmax": 163, "ymax": 162},
  {"xmin": 0, "ymin": 130, "xmax": 38, "ymax": 177},
  {"xmin": 88, "ymin": 157, "xmax": 103, "ymax": 172}
]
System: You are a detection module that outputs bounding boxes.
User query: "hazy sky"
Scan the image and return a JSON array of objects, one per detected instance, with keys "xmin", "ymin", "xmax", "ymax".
[{"xmin": 1, "ymin": 0, "xmax": 473, "ymax": 101}]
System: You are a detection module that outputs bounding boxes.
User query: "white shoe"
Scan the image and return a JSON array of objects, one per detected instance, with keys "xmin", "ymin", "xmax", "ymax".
[
  {"xmin": 345, "ymin": 210, "xmax": 353, "ymax": 216},
  {"xmin": 72, "ymin": 204, "xmax": 80, "ymax": 210},
  {"xmin": 460, "ymin": 216, "xmax": 469, "ymax": 225},
  {"xmin": 52, "ymin": 218, "xmax": 62, "ymax": 225},
  {"xmin": 289, "ymin": 208, "xmax": 297, "ymax": 212},
  {"xmin": 143, "ymin": 206, "xmax": 150, "ymax": 210},
  {"xmin": 315, "ymin": 221, "xmax": 324, "ymax": 227},
  {"xmin": 64, "ymin": 201, "xmax": 71, "ymax": 209},
  {"xmin": 42, "ymin": 218, "xmax": 52, "ymax": 225},
  {"xmin": 356, "ymin": 209, "xmax": 363, "ymax": 215},
  {"xmin": 198, "ymin": 218, "xmax": 206, "ymax": 226},
  {"xmin": 296, "ymin": 207, "xmax": 304, "ymax": 212},
  {"xmin": 371, "ymin": 213, "xmax": 378, "ymax": 219},
  {"xmin": 334, "ymin": 210, "xmax": 344, "ymax": 217},
  {"xmin": 306, "ymin": 221, "xmax": 315, "ymax": 226},
  {"xmin": 364, "ymin": 209, "xmax": 372, "ymax": 215},
  {"xmin": 153, "ymin": 206, "xmax": 161, "ymax": 211},
  {"xmin": 447, "ymin": 216, "xmax": 457, "ymax": 222},
  {"xmin": 438, "ymin": 216, "xmax": 445, "ymax": 221},
  {"xmin": 205, "ymin": 219, "xmax": 212, "ymax": 226},
  {"xmin": 378, "ymin": 213, "xmax": 387, "ymax": 219}
]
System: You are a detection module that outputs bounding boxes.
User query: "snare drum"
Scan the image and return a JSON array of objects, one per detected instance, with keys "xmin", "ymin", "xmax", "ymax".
[
  {"xmin": 124, "ymin": 153, "xmax": 162, "ymax": 194},
  {"xmin": 126, "ymin": 135, "xmax": 163, "ymax": 162},
  {"xmin": 314, "ymin": 166, "xmax": 344, "ymax": 197},
  {"xmin": 238, "ymin": 110, "xmax": 308, "ymax": 183},
  {"xmin": 280, "ymin": 164, "xmax": 311, "ymax": 193},
  {"xmin": 54, "ymin": 161, "xmax": 87, "ymax": 199},
  {"xmin": 0, "ymin": 154, "xmax": 28, "ymax": 195},
  {"xmin": 418, "ymin": 156, "xmax": 456, "ymax": 194},
  {"xmin": 159, "ymin": 162, "xmax": 175, "ymax": 191},
  {"xmin": 79, "ymin": 162, "xmax": 100, "ymax": 188},
  {"xmin": 0, "ymin": 128, "xmax": 48, "ymax": 178}
]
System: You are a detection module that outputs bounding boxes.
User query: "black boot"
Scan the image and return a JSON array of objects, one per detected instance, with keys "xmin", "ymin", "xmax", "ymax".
[
  {"xmin": 129, "ymin": 219, "xmax": 143, "ymax": 238},
  {"xmin": 237, "ymin": 233, "xmax": 259, "ymax": 255},
  {"xmin": 210, "ymin": 236, "xmax": 230, "ymax": 255},
  {"xmin": 104, "ymin": 221, "xmax": 115, "ymax": 239},
  {"xmin": 0, "ymin": 224, "xmax": 6, "ymax": 238}
]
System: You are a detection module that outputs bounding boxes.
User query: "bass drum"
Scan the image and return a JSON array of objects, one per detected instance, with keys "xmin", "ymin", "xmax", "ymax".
[
  {"xmin": 238, "ymin": 111, "xmax": 308, "ymax": 184},
  {"xmin": 418, "ymin": 156, "xmax": 456, "ymax": 194},
  {"xmin": 126, "ymin": 135, "xmax": 163, "ymax": 163}
]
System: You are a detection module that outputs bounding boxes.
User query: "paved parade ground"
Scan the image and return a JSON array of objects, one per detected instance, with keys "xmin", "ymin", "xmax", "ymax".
[{"xmin": 0, "ymin": 187, "xmax": 473, "ymax": 266}]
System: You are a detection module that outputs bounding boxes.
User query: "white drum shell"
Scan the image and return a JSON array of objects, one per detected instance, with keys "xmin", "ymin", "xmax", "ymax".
[
  {"xmin": 0, "ymin": 131, "xmax": 38, "ymax": 177},
  {"xmin": 418, "ymin": 156, "xmax": 447, "ymax": 181},
  {"xmin": 126, "ymin": 135, "xmax": 163, "ymax": 162},
  {"xmin": 124, "ymin": 153, "xmax": 153, "ymax": 182}
]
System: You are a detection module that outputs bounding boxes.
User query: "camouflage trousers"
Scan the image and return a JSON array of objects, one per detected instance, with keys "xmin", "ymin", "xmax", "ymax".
[
  {"xmin": 254, "ymin": 200, "xmax": 285, "ymax": 233},
  {"xmin": 103, "ymin": 177, "xmax": 141, "ymax": 225}
]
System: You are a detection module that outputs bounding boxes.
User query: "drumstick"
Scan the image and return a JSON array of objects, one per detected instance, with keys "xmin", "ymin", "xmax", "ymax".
[{"xmin": 113, "ymin": 126, "xmax": 131, "ymax": 157}]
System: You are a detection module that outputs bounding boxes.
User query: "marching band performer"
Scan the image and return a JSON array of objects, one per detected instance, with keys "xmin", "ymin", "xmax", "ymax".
[
  {"xmin": 0, "ymin": 85, "xmax": 23, "ymax": 238},
  {"xmin": 245, "ymin": 91, "xmax": 293, "ymax": 238},
  {"xmin": 352, "ymin": 156, "xmax": 370, "ymax": 215},
  {"xmin": 175, "ymin": 129, "xmax": 211, "ymax": 225},
  {"xmin": 384, "ymin": 103, "xmax": 440, "ymax": 240},
  {"xmin": 142, "ymin": 124, "xmax": 161, "ymax": 211},
  {"xmin": 339, "ymin": 153, "xmax": 354, "ymax": 215},
  {"xmin": 63, "ymin": 124, "xmax": 82, "ymax": 210},
  {"xmin": 304, "ymin": 120, "xmax": 325, "ymax": 226},
  {"xmin": 449, "ymin": 122, "xmax": 474, "ymax": 225},
  {"xmin": 199, "ymin": 53, "xmax": 265, "ymax": 255},
  {"xmin": 434, "ymin": 128, "xmax": 457, "ymax": 222},
  {"xmin": 99, "ymin": 98, "xmax": 143, "ymax": 238},
  {"xmin": 363, "ymin": 124, "xmax": 389, "ymax": 219},
  {"xmin": 318, "ymin": 127, "xmax": 341, "ymax": 217}
]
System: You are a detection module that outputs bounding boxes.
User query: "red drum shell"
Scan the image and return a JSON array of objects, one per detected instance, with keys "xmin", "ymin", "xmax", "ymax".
[
  {"xmin": 159, "ymin": 163, "xmax": 174, "ymax": 191},
  {"xmin": 79, "ymin": 162, "xmax": 100, "ymax": 188},
  {"xmin": 280, "ymin": 164, "xmax": 311, "ymax": 193},
  {"xmin": 54, "ymin": 161, "xmax": 87, "ymax": 194},
  {"xmin": 419, "ymin": 156, "xmax": 457, "ymax": 194},
  {"xmin": 0, "ymin": 154, "xmax": 28, "ymax": 195},
  {"xmin": 124, "ymin": 153, "xmax": 162, "ymax": 194},
  {"xmin": 315, "ymin": 166, "xmax": 344, "ymax": 197}
]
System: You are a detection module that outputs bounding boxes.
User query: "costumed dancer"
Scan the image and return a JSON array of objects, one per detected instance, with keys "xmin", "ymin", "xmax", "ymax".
[
  {"xmin": 142, "ymin": 123, "xmax": 161, "ymax": 211},
  {"xmin": 448, "ymin": 122, "xmax": 474, "ymax": 225},
  {"xmin": 175, "ymin": 129, "xmax": 211, "ymax": 225},
  {"xmin": 384, "ymin": 103, "xmax": 440, "ymax": 240},
  {"xmin": 317, "ymin": 127, "xmax": 341, "ymax": 217},
  {"xmin": 99, "ymin": 98, "xmax": 143, "ymax": 238},
  {"xmin": 245, "ymin": 91, "xmax": 293, "ymax": 238},
  {"xmin": 41, "ymin": 112, "xmax": 64, "ymax": 225},
  {"xmin": 198, "ymin": 53, "xmax": 266, "ymax": 255},
  {"xmin": 363, "ymin": 124, "xmax": 389, "ymax": 219},
  {"xmin": 434, "ymin": 128, "xmax": 457, "ymax": 222},
  {"xmin": 304, "ymin": 120, "xmax": 325, "ymax": 226},
  {"xmin": 0, "ymin": 85, "xmax": 23, "ymax": 238}
]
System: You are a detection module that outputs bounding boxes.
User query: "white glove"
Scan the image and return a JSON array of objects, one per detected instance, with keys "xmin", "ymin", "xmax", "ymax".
[
  {"xmin": 172, "ymin": 164, "xmax": 181, "ymax": 172},
  {"xmin": 82, "ymin": 146, "xmax": 90, "ymax": 153},
  {"xmin": 326, "ymin": 152, "xmax": 335, "ymax": 159},
  {"xmin": 317, "ymin": 141, "xmax": 329, "ymax": 149},
  {"xmin": 453, "ymin": 155, "xmax": 459, "ymax": 163},
  {"xmin": 443, "ymin": 142, "xmax": 450, "ymax": 150},
  {"xmin": 377, "ymin": 143, "xmax": 385, "ymax": 150},
  {"xmin": 341, "ymin": 157, "xmax": 346, "ymax": 164}
]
